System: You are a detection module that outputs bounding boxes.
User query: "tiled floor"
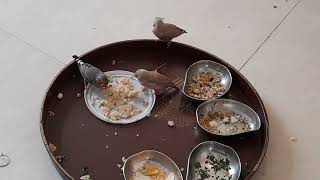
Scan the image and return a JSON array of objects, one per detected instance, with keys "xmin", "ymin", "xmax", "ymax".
[{"xmin": 0, "ymin": 0, "xmax": 318, "ymax": 179}]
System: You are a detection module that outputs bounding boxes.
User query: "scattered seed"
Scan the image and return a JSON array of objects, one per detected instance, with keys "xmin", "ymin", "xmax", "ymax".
[
  {"xmin": 81, "ymin": 124, "xmax": 85, "ymax": 128},
  {"xmin": 116, "ymin": 163, "xmax": 122, "ymax": 168},
  {"xmin": 154, "ymin": 114, "xmax": 159, "ymax": 117},
  {"xmin": 106, "ymin": 145, "xmax": 109, "ymax": 149},
  {"xmin": 168, "ymin": 121, "xmax": 175, "ymax": 127},
  {"xmin": 169, "ymin": 100, "xmax": 172, "ymax": 104},
  {"xmin": 76, "ymin": 92, "xmax": 81, "ymax": 97},
  {"xmin": 136, "ymin": 134, "xmax": 139, "ymax": 137},
  {"xmin": 180, "ymin": 167, "xmax": 184, "ymax": 172},
  {"xmin": 48, "ymin": 111, "xmax": 55, "ymax": 117},
  {"xmin": 57, "ymin": 93, "xmax": 64, "ymax": 100},
  {"xmin": 186, "ymin": 71, "xmax": 225, "ymax": 99},
  {"xmin": 114, "ymin": 132, "xmax": 118, "ymax": 136},
  {"xmin": 72, "ymin": 74, "xmax": 76, "ymax": 78},
  {"xmin": 146, "ymin": 113, "xmax": 151, "ymax": 117},
  {"xmin": 121, "ymin": 157, "xmax": 126, "ymax": 163},
  {"xmin": 112, "ymin": 60, "xmax": 116, "ymax": 66},
  {"xmin": 244, "ymin": 162, "xmax": 248, "ymax": 167},
  {"xmin": 193, "ymin": 126, "xmax": 198, "ymax": 130}
]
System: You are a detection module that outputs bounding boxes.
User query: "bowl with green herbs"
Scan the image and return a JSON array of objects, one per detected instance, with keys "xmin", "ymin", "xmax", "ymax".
[{"xmin": 186, "ymin": 141, "xmax": 241, "ymax": 180}]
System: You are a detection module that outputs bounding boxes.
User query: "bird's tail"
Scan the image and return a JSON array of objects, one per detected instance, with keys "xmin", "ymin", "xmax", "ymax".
[
  {"xmin": 73, "ymin": 55, "xmax": 84, "ymax": 65},
  {"xmin": 178, "ymin": 27, "xmax": 187, "ymax": 34}
]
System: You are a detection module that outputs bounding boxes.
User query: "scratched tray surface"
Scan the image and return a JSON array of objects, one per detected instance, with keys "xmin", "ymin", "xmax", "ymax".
[{"xmin": 41, "ymin": 40, "xmax": 268, "ymax": 180}]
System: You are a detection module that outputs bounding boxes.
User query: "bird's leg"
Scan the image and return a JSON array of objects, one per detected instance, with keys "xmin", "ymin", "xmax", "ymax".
[
  {"xmin": 83, "ymin": 80, "xmax": 88, "ymax": 90},
  {"xmin": 169, "ymin": 85, "xmax": 180, "ymax": 93},
  {"xmin": 167, "ymin": 41, "xmax": 172, "ymax": 48}
]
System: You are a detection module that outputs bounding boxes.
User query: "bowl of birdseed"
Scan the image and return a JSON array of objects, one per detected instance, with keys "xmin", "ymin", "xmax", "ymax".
[
  {"xmin": 182, "ymin": 60, "xmax": 232, "ymax": 101},
  {"xmin": 196, "ymin": 99, "xmax": 261, "ymax": 136}
]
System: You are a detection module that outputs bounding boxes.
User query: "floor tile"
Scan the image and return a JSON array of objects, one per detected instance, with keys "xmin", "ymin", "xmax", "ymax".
[
  {"xmin": 241, "ymin": 0, "xmax": 320, "ymax": 179},
  {"xmin": 0, "ymin": 30, "xmax": 63, "ymax": 180},
  {"xmin": 0, "ymin": 0, "xmax": 299, "ymax": 68}
]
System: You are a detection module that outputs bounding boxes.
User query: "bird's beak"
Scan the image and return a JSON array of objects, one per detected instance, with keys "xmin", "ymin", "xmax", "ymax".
[{"xmin": 100, "ymin": 84, "xmax": 107, "ymax": 90}]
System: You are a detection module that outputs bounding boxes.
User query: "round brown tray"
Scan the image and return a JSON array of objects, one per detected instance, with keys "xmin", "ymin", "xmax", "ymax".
[{"xmin": 40, "ymin": 40, "xmax": 269, "ymax": 180}]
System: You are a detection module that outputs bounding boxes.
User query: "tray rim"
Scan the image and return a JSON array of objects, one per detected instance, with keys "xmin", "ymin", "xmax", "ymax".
[{"xmin": 40, "ymin": 39, "xmax": 269, "ymax": 180}]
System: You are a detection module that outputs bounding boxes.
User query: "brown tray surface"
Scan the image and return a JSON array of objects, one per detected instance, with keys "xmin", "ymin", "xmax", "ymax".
[{"xmin": 40, "ymin": 40, "xmax": 269, "ymax": 180}]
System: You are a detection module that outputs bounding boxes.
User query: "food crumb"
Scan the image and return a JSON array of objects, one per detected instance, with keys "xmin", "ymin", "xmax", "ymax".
[
  {"xmin": 168, "ymin": 121, "xmax": 175, "ymax": 127},
  {"xmin": 117, "ymin": 163, "xmax": 122, "ymax": 168},
  {"xmin": 146, "ymin": 113, "xmax": 151, "ymax": 117},
  {"xmin": 48, "ymin": 111, "xmax": 55, "ymax": 117},
  {"xmin": 55, "ymin": 155, "xmax": 65, "ymax": 163},
  {"xmin": 154, "ymin": 114, "xmax": 159, "ymax": 117},
  {"xmin": 136, "ymin": 134, "xmax": 140, "ymax": 137},
  {"xmin": 76, "ymin": 92, "xmax": 81, "ymax": 97},
  {"xmin": 289, "ymin": 136, "xmax": 298, "ymax": 142},
  {"xmin": 81, "ymin": 124, "xmax": 85, "ymax": 128},
  {"xmin": 106, "ymin": 145, "xmax": 109, "ymax": 149},
  {"xmin": 114, "ymin": 132, "xmax": 118, "ymax": 136},
  {"xmin": 48, "ymin": 143, "xmax": 57, "ymax": 153},
  {"xmin": 57, "ymin": 93, "xmax": 64, "ymax": 100},
  {"xmin": 180, "ymin": 167, "xmax": 184, "ymax": 172},
  {"xmin": 121, "ymin": 157, "xmax": 126, "ymax": 163},
  {"xmin": 112, "ymin": 60, "xmax": 116, "ymax": 66},
  {"xmin": 80, "ymin": 175, "xmax": 91, "ymax": 180}
]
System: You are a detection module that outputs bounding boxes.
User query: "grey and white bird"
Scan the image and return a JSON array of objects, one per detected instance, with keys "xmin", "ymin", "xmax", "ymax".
[
  {"xmin": 152, "ymin": 17, "xmax": 187, "ymax": 48},
  {"xmin": 134, "ymin": 69, "xmax": 178, "ymax": 94},
  {"xmin": 73, "ymin": 55, "xmax": 109, "ymax": 89}
]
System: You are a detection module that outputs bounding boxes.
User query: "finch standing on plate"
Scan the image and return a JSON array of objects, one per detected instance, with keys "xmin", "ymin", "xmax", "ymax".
[{"xmin": 73, "ymin": 55, "xmax": 109, "ymax": 90}]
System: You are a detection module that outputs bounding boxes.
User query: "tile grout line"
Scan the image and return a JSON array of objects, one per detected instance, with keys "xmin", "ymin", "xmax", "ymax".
[
  {"xmin": 0, "ymin": 26, "xmax": 66, "ymax": 65},
  {"xmin": 238, "ymin": 0, "xmax": 303, "ymax": 71}
]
